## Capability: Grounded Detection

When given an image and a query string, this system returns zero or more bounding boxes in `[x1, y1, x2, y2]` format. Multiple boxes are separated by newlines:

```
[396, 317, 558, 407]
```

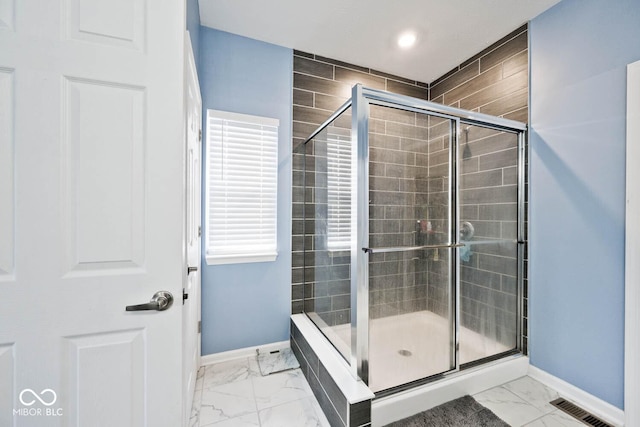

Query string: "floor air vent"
[550, 398, 614, 427]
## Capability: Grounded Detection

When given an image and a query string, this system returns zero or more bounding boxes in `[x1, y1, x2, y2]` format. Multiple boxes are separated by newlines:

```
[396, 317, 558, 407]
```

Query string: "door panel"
[0, 0, 185, 425]
[458, 124, 519, 365]
[366, 105, 455, 392]
[65, 0, 145, 49]
[0, 69, 13, 279]
[63, 78, 145, 273]
[63, 329, 145, 426]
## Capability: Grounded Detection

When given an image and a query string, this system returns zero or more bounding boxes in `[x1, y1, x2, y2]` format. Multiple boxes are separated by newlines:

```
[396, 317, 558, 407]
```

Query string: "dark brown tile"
[315, 55, 370, 74]
[294, 55, 334, 79]
[460, 185, 517, 204]
[503, 50, 528, 78]
[294, 72, 350, 98]
[466, 132, 518, 157]
[319, 363, 348, 423]
[478, 147, 518, 171]
[479, 203, 518, 221]
[369, 133, 401, 150]
[293, 88, 313, 107]
[480, 31, 528, 73]
[502, 166, 518, 185]
[314, 93, 349, 111]
[334, 66, 385, 90]
[294, 50, 314, 59]
[459, 70, 527, 111]
[479, 87, 528, 117]
[291, 284, 304, 300]
[292, 138, 306, 151]
[462, 205, 479, 220]
[293, 105, 334, 125]
[293, 121, 319, 139]
[386, 79, 429, 100]
[428, 119, 452, 140]
[307, 369, 346, 427]
[469, 221, 502, 239]
[370, 104, 416, 125]
[461, 169, 503, 189]
[370, 69, 415, 85]
[461, 24, 527, 69]
[431, 94, 444, 104]
[428, 149, 449, 167]
[385, 121, 429, 140]
[333, 113, 356, 130]
[291, 300, 303, 314]
[459, 155, 478, 173]
[292, 323, 319, 375]
[478, 253, 517, 276]
[401, 137, 429, 153]
[430, 60, 480, 100]
[503, 107, 528, 123]
[443, 66, 502, 105]
[430, 65, 460, 87]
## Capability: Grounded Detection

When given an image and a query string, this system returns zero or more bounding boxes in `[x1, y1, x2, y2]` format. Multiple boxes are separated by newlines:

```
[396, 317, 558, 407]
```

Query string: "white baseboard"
[201, 340, 290, 366]
[372, 356, 529, 427]
[528, 365, 624, 427]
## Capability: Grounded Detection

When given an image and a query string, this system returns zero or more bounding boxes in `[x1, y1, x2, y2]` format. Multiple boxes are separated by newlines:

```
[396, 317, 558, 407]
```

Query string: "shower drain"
[398, 349, 412, 357]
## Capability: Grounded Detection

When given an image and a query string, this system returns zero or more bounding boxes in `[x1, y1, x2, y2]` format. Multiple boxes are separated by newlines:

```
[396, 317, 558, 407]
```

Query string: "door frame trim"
[625, 59, 640, 427]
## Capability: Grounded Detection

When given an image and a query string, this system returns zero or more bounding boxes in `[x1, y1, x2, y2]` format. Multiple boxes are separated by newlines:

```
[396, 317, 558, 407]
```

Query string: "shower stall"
[297, 84, 526, 395]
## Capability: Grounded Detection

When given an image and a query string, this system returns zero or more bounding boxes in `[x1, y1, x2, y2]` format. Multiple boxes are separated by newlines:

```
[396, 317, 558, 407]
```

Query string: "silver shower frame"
[305, 84, 527, 386]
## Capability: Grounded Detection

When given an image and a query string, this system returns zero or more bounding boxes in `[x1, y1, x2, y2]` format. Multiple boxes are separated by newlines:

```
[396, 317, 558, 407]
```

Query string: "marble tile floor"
[189, 356, 330, 427]
[473, 376, 587, 427]
[190, 357, 586, 427]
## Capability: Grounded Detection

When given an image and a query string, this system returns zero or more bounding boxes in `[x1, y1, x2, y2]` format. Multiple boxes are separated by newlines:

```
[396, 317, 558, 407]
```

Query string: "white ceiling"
[199, 0, 560, 84]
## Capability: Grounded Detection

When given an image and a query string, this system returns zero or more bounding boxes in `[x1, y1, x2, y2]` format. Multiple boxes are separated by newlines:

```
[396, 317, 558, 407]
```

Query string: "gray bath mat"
[256, 347, 300, 375]
[384, 395, 509, 427]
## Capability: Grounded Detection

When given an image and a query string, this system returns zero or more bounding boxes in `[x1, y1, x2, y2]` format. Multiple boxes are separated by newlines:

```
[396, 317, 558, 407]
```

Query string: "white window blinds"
[326, 132, 352, 250]
[206, 110, 279, 265]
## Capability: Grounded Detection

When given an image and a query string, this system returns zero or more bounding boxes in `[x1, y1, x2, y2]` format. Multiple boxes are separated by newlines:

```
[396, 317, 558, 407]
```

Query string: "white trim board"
[528, 365, 624, 427]
[373, 356, 529, 427]
[200, 340, 290, 366]
[625, 59, 640, 427]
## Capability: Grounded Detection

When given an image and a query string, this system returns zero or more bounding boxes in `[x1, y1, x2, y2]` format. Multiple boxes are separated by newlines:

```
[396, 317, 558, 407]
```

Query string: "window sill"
[205, 252, 277, 266]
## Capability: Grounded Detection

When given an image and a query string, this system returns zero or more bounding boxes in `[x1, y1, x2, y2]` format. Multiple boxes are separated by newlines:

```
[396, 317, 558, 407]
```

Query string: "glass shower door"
[457, 124, 520, 365]
[366, 105, 456, 392]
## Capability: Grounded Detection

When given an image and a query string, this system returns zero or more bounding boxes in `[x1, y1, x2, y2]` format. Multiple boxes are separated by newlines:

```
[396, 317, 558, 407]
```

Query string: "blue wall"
[199, 27, 293, 355]
[530, 0, 640, 409]
[186, 0, 200, 73]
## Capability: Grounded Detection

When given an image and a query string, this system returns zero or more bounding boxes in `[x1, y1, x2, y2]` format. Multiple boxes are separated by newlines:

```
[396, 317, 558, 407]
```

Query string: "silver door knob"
[126, 291, 174, 312]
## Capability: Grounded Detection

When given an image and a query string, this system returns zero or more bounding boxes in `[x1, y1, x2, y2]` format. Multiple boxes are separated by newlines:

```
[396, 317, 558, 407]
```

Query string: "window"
[326, 131, 351, 250]
[205, 110, 278, 265]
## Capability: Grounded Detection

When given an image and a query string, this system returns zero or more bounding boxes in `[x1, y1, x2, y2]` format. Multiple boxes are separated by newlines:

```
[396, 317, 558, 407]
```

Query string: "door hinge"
[197, 321, 201, 333]
[198, 226, 201, 237]
[198, 129, 202, 142]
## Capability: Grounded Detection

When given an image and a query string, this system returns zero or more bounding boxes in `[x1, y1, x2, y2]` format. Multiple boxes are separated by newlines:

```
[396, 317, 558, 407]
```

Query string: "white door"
[0, 1, 186, 426]
[183, 31, 202, 427]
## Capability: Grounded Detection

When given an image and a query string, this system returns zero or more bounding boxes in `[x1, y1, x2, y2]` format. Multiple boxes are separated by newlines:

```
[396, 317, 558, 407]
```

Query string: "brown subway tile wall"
[291, 50, 429, 328]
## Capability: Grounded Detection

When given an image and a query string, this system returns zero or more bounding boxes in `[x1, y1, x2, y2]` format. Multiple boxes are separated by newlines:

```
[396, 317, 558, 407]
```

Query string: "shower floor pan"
[314, 310, 511, 392]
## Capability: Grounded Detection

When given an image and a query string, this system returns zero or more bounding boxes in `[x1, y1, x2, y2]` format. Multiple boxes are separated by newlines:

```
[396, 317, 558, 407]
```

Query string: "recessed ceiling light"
[397, 32, 417, 49]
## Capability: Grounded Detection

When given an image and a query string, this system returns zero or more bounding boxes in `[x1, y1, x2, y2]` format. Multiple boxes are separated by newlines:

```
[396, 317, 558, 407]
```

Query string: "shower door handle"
[363, 243, 465, 254]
